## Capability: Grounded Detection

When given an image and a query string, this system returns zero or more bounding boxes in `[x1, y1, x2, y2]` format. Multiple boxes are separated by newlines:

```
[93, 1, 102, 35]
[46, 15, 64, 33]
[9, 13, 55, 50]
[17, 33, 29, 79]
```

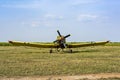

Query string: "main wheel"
[50, 49, 52, 53]
[70, 49, 72, 53]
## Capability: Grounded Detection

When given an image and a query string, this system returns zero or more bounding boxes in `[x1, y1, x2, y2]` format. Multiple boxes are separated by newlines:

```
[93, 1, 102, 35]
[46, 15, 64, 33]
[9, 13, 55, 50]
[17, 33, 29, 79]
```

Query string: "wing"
[8, 41, 58, 48]
[67, 41, 109, 48]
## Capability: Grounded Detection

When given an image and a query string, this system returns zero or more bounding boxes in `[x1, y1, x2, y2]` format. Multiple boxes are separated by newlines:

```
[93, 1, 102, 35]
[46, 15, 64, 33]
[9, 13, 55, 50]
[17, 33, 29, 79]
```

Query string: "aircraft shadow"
[62, 49, 100, 54]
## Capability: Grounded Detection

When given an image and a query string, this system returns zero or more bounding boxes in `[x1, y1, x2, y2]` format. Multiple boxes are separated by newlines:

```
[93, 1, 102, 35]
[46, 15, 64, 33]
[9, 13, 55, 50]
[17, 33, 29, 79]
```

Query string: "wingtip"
[8, 40, 13, 43]
[106, 40, 110, 43]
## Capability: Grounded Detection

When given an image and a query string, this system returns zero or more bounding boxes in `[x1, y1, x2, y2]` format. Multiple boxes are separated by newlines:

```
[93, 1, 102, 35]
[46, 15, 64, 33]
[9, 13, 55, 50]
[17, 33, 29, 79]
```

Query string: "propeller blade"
[57, 30, 62, 37]
[64, 34, 70, 38]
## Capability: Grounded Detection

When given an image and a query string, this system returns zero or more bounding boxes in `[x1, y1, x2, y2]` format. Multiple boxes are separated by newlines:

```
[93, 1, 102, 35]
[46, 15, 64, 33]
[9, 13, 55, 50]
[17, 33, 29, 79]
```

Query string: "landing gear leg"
[62, 49, 64, 52]
[57, 48, 60, 52]
[69, 48, 72, 53]
[50, 49, 53, 53]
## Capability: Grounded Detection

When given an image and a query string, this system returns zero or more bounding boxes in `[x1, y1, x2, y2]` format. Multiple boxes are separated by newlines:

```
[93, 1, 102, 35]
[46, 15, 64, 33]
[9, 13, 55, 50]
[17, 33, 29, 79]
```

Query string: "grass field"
[0, 42, 120, 78]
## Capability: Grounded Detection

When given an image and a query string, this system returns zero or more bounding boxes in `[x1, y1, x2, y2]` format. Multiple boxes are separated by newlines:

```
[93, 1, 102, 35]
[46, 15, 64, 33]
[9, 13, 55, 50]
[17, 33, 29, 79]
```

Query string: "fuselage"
[55, 36, 66, 49]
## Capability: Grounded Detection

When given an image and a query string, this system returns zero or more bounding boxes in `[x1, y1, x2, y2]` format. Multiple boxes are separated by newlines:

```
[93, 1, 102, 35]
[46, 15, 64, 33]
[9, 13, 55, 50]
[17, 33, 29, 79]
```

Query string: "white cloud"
[21, 21, 40, 27]
[1, 4, 39, 9]
[31, 22, 40, 27]
[77, 14, 98, 22]
[71, 0, 100, 5]
[0, 0, 42, 9]
[21, 20, 58, 28]
[44, 14, 64, 20]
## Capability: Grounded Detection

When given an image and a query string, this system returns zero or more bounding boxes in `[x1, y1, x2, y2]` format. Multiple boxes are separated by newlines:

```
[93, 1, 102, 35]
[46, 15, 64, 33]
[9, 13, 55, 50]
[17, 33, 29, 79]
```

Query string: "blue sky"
[0, 0, 120, 42]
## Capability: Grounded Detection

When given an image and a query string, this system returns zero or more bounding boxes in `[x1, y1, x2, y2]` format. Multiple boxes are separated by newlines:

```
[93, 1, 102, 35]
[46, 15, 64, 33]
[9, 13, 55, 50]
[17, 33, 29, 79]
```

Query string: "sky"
[0, 0, 120, 42]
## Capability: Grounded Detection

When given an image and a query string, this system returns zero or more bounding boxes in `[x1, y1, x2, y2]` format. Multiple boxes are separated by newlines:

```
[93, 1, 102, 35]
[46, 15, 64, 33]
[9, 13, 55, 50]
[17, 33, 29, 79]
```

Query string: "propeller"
[57, 30, 62, 37]
[53, 30, 70, 43]
[53, 30, 71, 49]
[64, 34, 70, 38]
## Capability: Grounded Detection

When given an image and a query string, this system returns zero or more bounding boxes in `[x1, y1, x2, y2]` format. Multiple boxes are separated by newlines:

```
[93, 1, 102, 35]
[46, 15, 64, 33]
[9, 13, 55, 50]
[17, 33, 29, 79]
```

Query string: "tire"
[50, 50, 52, 53]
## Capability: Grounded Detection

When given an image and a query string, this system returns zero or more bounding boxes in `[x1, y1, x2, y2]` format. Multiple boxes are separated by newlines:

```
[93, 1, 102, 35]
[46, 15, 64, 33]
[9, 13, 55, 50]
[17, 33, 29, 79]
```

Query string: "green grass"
[98, 78, 120, 80]
[0, 42, 120, 77]
[0, 42, 12, 46]
[80, 77, 120, 80]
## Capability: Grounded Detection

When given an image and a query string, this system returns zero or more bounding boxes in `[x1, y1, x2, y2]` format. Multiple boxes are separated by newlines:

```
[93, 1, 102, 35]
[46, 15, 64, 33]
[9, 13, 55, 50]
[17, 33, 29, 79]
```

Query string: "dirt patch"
[1, 73, 120, 80]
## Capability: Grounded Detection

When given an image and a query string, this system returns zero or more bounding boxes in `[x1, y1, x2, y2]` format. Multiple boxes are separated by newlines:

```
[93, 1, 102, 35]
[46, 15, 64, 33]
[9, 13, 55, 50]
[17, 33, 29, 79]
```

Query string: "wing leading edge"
[67, 41, 109, 48]
[8, 41, 58, 48]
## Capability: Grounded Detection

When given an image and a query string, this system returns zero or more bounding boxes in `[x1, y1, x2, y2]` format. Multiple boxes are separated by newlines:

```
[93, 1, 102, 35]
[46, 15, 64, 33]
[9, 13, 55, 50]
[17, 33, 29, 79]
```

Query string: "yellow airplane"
[8, 30, 109, 53]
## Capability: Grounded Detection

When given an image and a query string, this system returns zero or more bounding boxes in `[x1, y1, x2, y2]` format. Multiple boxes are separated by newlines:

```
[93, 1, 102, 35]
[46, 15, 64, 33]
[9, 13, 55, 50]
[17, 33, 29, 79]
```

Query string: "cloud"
[31, 22, 40, 27]
[1, 4, 37, 9]
[21, 21, 40, 27]
[71, 0, 100, 5]
[0, 0, 42, 9]
[22, 21, 53, 27]
[44, 14, 64, 20]
[77, 14, 98, 22]
[0, 0, 100, 9]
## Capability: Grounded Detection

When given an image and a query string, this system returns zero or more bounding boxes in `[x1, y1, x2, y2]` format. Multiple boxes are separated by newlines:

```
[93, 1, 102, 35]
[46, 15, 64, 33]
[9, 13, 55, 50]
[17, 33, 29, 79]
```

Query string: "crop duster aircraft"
[9, 30, 109, 53]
